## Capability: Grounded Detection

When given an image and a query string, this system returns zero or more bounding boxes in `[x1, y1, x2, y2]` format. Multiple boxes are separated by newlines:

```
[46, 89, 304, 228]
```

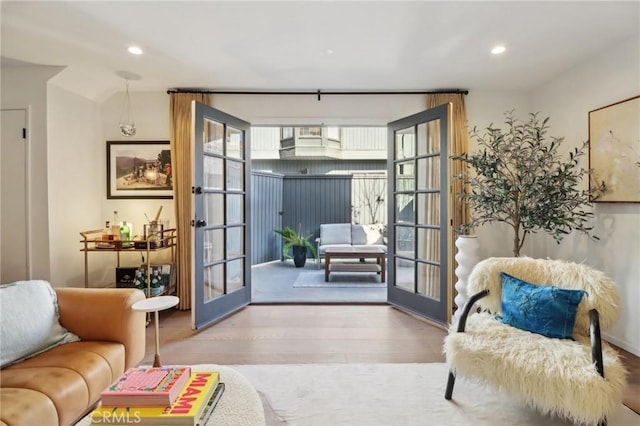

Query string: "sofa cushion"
[320, 223, 352, 245]
[0, 388, 59, 426]
[11, 341, 124, 404]
[353, 244, 387, 253]
[0, 366, 88, 426]
[0, 280, 80, 368]
[352, 224, 385, 245]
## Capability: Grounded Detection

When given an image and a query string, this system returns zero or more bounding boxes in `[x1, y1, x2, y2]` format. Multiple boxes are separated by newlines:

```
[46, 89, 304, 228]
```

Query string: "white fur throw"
[465, 257, 620, 336]
[444, 257, 626, 425]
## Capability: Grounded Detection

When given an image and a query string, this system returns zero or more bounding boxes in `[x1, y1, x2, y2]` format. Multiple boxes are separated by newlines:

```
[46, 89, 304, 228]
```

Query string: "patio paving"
[251, 260, 387, 303]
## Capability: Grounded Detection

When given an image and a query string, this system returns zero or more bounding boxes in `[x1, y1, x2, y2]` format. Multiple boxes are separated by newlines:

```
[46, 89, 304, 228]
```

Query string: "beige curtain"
[169, 92, 212, 310]
[426, 94, 469, 313]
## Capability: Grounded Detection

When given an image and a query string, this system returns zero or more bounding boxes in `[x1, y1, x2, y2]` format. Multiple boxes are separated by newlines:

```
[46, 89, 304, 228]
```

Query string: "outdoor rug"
[232, 363, 639, 426]
[292, 268, 385, 288]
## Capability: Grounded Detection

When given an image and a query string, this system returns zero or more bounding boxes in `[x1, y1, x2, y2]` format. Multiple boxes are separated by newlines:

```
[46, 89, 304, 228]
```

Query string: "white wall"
[458, 39, 640, 355]
[529, 37, 640, 355]
[6, 45, 638, 353]
[97, 91, 174, 278]
[213, 93, 426, 126]
[46, 87, 173, 287]
[47, 85, 104, 286]
[1, 65, 63, 281]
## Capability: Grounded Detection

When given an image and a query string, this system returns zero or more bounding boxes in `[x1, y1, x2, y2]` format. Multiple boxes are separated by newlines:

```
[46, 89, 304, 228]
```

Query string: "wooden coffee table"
[324, 247, 386, 282]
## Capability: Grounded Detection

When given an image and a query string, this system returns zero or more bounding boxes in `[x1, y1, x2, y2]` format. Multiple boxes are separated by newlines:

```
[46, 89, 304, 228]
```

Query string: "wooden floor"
[144, 304, 639, 415]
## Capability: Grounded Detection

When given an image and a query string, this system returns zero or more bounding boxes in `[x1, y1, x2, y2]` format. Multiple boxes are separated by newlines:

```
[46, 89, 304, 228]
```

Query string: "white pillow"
[320, 223, 352, 245]
[1, 280, 80, 368]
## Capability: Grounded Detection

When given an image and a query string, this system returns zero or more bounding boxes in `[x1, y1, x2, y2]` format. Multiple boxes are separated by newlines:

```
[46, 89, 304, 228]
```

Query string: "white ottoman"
[77, 364, 265, 426]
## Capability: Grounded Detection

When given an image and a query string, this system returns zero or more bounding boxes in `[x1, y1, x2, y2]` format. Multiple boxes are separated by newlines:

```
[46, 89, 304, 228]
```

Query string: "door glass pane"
[395, 161, 414, 192]
[395, 194, 414, 224]
[395, 225, 414, 257]
[203, 119, 224, 155]
[417, 228, 440, 263]
[226, 159, 244, 190]
[203, 264, 224, 300]
[417, 156, 440, 190]
[416, 193, 440, 226]
[204, 193, 224, 226]
[227, 259, 244, 291]
[204, 229, 224, 263]
[204, 156, 223, 189]
[226, 226, 244, 258]
[417, 262, 440, 300]
[417, 120, 441, 155]
[395, 127, 415, 159]
[395, 258, 414, 291]
[227, 195, 244, 225]
[227, 126, 244, 159]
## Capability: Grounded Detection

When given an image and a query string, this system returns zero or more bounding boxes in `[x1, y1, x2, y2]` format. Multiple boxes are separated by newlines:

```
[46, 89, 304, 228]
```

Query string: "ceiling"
[1, 1, 639, 102]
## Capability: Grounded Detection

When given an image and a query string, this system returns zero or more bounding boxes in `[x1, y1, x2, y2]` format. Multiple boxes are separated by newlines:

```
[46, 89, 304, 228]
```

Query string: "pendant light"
[119, 79, 136, 137]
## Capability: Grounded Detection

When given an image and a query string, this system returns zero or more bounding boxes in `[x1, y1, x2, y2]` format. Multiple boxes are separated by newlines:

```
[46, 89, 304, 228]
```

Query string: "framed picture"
[107, 141, 173, 199]
[588, 95, 640, 203]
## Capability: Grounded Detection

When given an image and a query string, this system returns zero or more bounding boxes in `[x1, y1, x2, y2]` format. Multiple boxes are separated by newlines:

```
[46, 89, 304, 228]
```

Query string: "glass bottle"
[120, 221, 131, 242]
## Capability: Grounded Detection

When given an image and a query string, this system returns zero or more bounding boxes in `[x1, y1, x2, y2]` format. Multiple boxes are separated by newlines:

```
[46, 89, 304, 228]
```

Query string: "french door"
[386, 103, 453, 326]
[192, 102, 251, 329]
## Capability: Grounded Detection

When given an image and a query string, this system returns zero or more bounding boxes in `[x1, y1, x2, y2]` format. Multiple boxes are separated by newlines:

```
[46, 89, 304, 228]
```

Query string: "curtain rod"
[166, 88, 468, 101]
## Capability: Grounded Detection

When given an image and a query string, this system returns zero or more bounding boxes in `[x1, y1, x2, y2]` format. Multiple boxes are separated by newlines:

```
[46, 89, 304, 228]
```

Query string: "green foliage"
[274, 225, 318, 260]
[451, 111, 606, 257]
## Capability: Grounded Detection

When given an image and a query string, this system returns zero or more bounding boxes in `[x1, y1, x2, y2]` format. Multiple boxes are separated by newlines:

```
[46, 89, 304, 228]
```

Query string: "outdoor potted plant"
[274, 225, 318, 267]
[451, 111, 606, 257]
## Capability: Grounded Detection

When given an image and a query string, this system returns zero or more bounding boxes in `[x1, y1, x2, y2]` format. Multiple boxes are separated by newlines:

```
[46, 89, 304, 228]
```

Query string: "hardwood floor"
[144, 304, 639, 415]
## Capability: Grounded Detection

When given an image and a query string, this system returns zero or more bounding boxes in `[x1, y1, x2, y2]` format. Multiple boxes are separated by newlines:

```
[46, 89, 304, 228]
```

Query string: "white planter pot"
[452, 235, 480, 325]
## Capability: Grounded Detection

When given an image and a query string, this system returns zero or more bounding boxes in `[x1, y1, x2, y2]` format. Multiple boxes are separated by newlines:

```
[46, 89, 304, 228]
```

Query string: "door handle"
[195, 219, 207, 228]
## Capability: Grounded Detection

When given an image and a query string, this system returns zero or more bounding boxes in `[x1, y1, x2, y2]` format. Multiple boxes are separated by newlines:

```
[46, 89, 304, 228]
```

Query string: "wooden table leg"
[325, 254, 330, 281]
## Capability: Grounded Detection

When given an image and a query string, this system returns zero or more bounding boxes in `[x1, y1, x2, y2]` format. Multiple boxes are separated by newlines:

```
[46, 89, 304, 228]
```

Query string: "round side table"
[131, 295, 179, 367]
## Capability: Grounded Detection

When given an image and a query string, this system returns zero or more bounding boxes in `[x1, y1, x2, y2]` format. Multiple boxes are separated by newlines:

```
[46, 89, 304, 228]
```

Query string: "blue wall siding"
[250, 171, 283, 265]
[251, 173, 355, 263]
[282, 175, 352, 256]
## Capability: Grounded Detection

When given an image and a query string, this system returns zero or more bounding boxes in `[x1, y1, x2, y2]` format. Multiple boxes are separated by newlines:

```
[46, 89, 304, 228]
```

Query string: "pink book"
[100, 366, 191, 407]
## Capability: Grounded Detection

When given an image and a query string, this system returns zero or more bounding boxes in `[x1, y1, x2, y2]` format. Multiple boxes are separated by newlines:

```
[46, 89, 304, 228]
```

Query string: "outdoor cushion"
[319, 224, 352, 245]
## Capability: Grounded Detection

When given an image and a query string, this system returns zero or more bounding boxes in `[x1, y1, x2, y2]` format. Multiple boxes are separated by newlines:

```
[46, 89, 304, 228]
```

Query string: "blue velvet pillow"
[499, 272, 586, 339]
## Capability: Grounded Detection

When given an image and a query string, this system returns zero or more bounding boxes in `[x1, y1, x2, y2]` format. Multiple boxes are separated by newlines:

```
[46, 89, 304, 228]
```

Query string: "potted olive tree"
[274, 225, 318, 267]
[452, 111, 606, 257]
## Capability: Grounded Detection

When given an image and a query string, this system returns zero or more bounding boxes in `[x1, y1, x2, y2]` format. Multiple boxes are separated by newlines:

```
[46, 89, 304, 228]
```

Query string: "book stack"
[90, 366, 225, 425]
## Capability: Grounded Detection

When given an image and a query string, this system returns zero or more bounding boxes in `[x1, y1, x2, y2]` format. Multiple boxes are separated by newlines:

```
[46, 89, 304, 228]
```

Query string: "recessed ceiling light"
[325, 49, 334, 55]
[491, 45, 506, 55]
[127, 46, 143, 55]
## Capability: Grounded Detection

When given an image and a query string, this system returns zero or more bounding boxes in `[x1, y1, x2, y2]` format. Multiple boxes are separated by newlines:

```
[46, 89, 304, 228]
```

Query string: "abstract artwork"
[588, 96, 640, 203]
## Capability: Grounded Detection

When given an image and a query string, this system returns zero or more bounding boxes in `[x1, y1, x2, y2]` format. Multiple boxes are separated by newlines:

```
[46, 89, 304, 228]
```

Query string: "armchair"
[444, 257, 626, 426]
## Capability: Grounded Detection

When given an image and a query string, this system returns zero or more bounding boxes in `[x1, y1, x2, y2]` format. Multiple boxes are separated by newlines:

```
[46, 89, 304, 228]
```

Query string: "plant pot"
[292, 245, 307, 268]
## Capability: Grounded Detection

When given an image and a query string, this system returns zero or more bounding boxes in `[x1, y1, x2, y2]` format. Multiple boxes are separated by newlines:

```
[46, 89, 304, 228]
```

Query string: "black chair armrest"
[455, 289, 490, 332]
[590, 309, 605, 378]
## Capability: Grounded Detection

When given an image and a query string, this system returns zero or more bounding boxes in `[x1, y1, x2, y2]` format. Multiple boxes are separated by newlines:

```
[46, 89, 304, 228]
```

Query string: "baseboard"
[604, 332, 640, 357]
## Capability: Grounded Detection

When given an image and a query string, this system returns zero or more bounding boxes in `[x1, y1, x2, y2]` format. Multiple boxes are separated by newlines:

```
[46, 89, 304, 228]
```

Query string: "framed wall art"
[107, 141, 173, 199]
[588, 95, 640, 203]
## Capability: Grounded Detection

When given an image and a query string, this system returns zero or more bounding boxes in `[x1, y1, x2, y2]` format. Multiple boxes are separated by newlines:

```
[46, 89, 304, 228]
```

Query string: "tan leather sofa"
[0, 287, 146, 426]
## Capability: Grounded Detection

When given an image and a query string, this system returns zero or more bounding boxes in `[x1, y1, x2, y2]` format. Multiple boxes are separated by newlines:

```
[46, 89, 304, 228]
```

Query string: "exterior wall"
[282, 175, 352, 248]
[251, 172, 283, 264]
[251, 126, 386, 160]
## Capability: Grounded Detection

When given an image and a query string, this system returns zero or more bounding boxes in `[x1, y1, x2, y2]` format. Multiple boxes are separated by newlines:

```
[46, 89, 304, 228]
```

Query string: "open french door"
[387, 103, 453, 326]
[192, 102, 251, 329]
